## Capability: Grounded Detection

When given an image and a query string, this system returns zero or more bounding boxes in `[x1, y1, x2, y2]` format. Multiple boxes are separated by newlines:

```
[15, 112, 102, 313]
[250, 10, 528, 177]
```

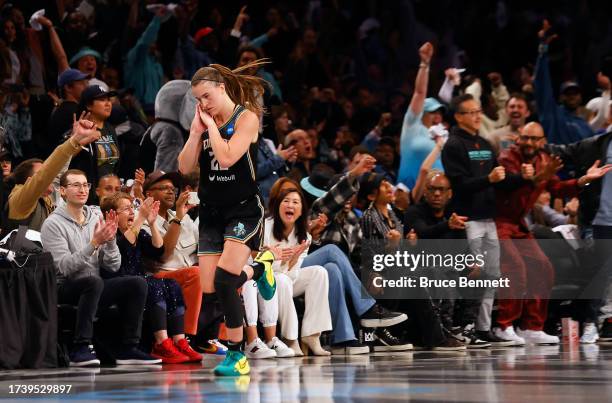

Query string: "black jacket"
[546, 131, 612, 226]
[441, 127, 525, 220]
[404, 202, 466, 240]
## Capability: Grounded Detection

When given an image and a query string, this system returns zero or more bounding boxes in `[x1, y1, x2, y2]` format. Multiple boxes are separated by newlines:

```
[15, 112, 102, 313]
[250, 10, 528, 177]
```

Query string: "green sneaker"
[213, 350, 250, 376]
[253, 250, 276, 300]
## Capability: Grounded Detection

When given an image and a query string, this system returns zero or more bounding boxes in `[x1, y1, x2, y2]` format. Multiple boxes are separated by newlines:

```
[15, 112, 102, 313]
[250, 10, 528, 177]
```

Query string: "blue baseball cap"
[57, 68, 89, 87]
[69, 47, 102, 66]
[423, 97, 446, 113]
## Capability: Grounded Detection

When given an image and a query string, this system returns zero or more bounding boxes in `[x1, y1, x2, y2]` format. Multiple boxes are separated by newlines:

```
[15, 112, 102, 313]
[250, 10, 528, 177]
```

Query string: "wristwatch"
[169, 218, 182, 226]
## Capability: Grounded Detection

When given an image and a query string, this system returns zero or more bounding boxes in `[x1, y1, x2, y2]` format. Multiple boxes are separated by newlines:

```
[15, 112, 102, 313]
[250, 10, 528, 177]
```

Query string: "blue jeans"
[303, 244, 376, 343]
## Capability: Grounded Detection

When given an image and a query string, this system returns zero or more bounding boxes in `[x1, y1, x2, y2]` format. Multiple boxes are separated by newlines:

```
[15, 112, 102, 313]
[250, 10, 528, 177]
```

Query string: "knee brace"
[214, 267, 244, 329]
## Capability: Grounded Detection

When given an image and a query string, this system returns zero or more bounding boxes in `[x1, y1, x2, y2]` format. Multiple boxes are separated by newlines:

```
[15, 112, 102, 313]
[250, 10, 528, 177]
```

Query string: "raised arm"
[37, 16, 69, 73]
[408, 42, 433, 116]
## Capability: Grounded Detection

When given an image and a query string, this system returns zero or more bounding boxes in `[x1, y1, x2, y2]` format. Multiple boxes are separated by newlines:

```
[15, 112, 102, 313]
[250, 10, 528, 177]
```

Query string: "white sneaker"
[493, 326, 525, 346]
[245, 338, 277, 359]
[580, 323, 599, 344]
[267, 337, 295, 358]
[516, 328, 559, 345]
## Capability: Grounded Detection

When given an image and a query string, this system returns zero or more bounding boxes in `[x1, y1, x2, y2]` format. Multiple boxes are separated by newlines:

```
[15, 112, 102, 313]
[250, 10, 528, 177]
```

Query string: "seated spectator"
[95, 174, 122, 203]
[303, 159, 409, 354]
[373, 137, 398, 184]
[402, 171, 471, 350]
[243, 267, 297, 358]
[4, 114, 99, 232]
[1, 150, 12, 178]
[360, 173, 404, 241]
[264, 187, 332, 355]
[286, 129, 316, 183]
[142, 171, 204, 350]
[101, 193, 202, 364]
[257, 134, 297, 206]
[70, 85, 121, 203]
[41, 169, 160, 366]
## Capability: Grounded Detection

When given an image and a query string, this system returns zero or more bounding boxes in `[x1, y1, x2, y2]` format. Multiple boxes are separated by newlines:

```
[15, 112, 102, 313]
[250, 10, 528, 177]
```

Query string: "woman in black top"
[178, 60, 279, 376]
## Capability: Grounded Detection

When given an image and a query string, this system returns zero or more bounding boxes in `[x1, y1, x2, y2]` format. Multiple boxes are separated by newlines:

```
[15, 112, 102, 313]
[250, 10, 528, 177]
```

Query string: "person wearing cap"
[398, 42, 445, 189]
[0, 149, 12, 177]
[48, 68, 90, 150]
[534, 20, 595, 144]
[140, 170, 203, 348]
[69, 46, 108, 91]
[69, 85, 121, 203]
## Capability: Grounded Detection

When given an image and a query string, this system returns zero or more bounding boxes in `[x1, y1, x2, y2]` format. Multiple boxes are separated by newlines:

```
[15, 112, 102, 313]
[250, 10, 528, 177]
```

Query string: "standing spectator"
[69, 47, 108, 91]
[398, 42, 444, 189]
[534, 20, 594, 144]
[41, 169, 161, 366]
[493, 122, 609, 345]
[484, 93, 531, 155]
[124, 11, 166, 109]
[70, 85, 121, 203]
[48, 69, 89, 150]
[441, 94, 530, 344]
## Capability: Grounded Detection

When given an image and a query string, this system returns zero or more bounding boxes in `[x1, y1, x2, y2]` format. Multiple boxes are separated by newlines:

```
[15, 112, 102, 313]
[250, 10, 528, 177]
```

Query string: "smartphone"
[188, 192, 200, 205]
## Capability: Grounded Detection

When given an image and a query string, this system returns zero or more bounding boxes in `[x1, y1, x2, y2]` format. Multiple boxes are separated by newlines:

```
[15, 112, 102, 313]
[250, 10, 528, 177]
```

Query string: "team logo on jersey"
[233, 222, 246, 237]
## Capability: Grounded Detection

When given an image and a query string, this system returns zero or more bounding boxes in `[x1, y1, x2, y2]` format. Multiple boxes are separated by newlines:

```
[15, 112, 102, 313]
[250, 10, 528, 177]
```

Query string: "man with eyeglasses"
[442, 94, 534, 347]
[142, 171, 207, 352]
[41, 169, 162, 366]
[493, 122, 611, 345]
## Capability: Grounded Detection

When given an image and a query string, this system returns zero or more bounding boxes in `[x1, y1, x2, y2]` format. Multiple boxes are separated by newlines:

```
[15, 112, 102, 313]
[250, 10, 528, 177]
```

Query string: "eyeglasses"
[65, 182, 92, 190]
[116, 206, 133, 214]
[426, 185, 450, 193]
[457, 109, 482, 116]
[149, 185, 177, 193]
[519, 135, 545, 142]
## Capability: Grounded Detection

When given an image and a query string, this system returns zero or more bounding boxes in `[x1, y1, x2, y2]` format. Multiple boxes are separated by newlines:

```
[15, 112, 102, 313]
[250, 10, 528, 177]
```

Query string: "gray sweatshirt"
[41, 204, 121, 284]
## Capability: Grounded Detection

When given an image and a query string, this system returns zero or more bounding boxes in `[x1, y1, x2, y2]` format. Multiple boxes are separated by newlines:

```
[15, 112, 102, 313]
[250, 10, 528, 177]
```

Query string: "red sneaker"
[175, 338, 203, 362]
[151, 338, 190, 364]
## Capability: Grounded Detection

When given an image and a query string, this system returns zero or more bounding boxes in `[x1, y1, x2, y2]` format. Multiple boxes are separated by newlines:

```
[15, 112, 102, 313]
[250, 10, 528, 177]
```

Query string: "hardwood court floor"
[1, 345, 611, 402]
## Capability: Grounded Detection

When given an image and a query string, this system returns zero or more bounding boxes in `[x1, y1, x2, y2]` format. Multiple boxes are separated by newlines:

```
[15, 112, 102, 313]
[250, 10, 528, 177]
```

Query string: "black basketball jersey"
[198, 105, 259, 205]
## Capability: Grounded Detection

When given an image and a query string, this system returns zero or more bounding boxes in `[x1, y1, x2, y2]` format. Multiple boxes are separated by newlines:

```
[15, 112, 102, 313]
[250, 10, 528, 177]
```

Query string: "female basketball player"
[178, 60, 278, 376]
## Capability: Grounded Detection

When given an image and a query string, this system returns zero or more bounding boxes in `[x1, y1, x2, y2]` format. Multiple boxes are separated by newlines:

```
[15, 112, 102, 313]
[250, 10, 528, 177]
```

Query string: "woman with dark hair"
[268, 178, 409, 355]
[70, 85, 121, 203]
[265, 188, 332, 355]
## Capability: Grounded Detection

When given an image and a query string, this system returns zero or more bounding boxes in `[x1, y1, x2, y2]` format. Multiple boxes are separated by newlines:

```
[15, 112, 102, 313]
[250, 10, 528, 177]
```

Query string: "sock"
[227, 340, 242, 352]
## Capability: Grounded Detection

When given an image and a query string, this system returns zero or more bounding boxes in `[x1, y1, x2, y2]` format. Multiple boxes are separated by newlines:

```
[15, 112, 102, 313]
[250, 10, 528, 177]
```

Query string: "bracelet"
[169, 218, 182, 226]
[419, 62, 430, 68]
